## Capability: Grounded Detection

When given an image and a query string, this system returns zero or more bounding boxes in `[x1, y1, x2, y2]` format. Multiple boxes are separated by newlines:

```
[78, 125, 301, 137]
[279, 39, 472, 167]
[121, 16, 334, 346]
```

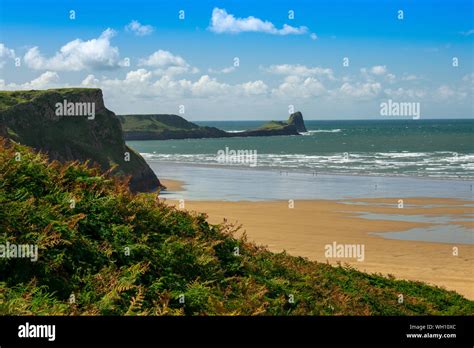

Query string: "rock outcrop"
[0, 88, 161, 192]
[287, 112, 307, 132]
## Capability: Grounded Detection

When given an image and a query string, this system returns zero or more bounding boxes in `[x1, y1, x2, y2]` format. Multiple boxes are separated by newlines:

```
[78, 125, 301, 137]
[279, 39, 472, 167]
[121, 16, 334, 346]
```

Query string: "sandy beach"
[161, 178, 185, 192]
[160, 181, 473, 299]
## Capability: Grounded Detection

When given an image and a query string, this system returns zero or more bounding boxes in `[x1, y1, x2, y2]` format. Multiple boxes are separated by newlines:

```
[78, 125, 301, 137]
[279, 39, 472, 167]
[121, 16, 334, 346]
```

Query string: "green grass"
[257, 121, 288, 130]
[0, 88, 160, 192]
[0, 89, 100, 111]
[118, 114, 200, 132]
[0, 139, 473, 316]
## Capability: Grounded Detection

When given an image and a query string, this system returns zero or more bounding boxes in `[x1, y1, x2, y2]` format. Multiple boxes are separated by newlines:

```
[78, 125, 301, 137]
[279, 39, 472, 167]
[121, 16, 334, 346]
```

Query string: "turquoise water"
[150, 162, 473, 244]
[371, 225, 474, 245]
[129, 119, 474, 179]
[128, 119, 474, 245]
[150, 162, 473, 201]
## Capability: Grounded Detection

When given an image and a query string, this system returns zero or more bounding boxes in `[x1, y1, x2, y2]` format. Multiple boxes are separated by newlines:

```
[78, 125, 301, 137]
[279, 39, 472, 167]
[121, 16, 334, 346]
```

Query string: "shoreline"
[160, 178, 185, 192]
[142, 159, 474, 182]
[161, 196, 474, 299]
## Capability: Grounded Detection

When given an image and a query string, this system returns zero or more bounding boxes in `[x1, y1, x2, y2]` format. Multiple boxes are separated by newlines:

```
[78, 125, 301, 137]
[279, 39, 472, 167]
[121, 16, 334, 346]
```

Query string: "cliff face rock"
[287, 112, 307, 132]
[0, 88, 161, 192]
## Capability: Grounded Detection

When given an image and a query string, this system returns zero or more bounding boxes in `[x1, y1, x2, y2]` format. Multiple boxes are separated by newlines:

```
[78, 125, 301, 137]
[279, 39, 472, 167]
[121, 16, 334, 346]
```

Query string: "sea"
[127, 119, 474, 244]
[130, 119, 474, 180]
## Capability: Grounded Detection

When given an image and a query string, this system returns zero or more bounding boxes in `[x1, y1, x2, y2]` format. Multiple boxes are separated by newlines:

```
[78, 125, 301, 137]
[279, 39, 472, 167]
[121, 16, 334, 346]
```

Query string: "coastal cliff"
[288, 112, 307, 132]
[0, 88, 161, 192]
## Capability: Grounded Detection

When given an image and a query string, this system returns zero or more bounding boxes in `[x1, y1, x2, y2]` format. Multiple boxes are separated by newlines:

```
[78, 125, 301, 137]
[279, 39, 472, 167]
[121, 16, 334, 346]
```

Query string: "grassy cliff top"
[256, 112, 306, 132]
[257, 121, 289, 130]
[0, 139, 472, 316]
[0, 89, 101, 111]
[0, 88, 160, 192]
[118, 114, 200, 132]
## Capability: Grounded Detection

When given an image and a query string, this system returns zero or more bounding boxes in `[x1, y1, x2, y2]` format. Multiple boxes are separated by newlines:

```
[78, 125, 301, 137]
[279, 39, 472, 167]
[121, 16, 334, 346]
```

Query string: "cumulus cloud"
[238, 80, 268, 95]
[338, 82, 382, 99]
[272, 76, 326, 98]
[359, 65, 396, 83]
[125, 20, 154, 36]
[370, 65, 387, 75]
[24, 29, 125, 71]
[436, 85, 467, 100]
[401, 74, 420, 81]
[0, 71, 60, 90]
[80, 69, 268, 100]
[384, 87, 426, 99]
[0, 43, 16, 68]
[209, 8, 308, 35]
[208, 66, 236, 74]
[386, 73, 396, 84]
[265, 64, 334, 80]
[81, 74, 100, 87]
[138, 50, 198, 75]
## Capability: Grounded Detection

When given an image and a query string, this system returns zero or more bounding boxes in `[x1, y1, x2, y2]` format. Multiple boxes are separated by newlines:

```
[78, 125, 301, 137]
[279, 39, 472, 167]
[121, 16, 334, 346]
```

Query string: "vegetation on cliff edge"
[0, 139, 472, 316]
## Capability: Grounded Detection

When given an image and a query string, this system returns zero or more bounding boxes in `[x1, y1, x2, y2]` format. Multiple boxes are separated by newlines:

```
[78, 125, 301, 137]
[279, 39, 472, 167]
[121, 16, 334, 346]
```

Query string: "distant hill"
[118, 112, 307, 140]
[0, 88, 161, 192]
[118, 114, 228, 140]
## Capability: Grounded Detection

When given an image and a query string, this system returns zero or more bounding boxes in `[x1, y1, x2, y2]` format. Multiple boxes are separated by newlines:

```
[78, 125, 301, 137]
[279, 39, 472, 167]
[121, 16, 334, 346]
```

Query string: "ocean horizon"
[129, 118, 474, 181]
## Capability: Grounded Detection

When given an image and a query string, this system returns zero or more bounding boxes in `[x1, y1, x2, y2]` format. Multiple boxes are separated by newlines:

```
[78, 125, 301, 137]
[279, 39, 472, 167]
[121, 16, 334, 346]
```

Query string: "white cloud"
[24, 29, 124, 71]
[265, 64, 334, 80]
[209, 8, 308, 35]
[401, 74, 419, 81]
[272, 76, 326, 98]
[384, 87, 426, 99]
[80, 69, 267, 100]
[360, 65, 396, 84]
[208, 66, 236, 74]
[460, 29, 474, 36]
[0, 71, 60, 90]
[310, 33, 318, 40]
[436, 85, 467, 100]
[238, 80, 268, 95]
[436, 85, 456, 99]
[386, 73, 396, 84]
[125, 20, 154, 36]
[0, 43, 16, 68]
[27, 71, 60, 88]
[81, 74, 99, 87]
[124, 68, 153, 83]
[339, 82, 382, 99]
[138, 50, 198, 75]
[462, 73, 474, 84]
[190, 75, 231, 97]
[370, 65, 387, 75]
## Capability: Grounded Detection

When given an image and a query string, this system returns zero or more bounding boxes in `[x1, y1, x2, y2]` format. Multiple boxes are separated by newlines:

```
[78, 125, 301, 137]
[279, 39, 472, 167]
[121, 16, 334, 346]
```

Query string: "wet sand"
[160, 178, 185, 192]
[163, 197, 473, 299]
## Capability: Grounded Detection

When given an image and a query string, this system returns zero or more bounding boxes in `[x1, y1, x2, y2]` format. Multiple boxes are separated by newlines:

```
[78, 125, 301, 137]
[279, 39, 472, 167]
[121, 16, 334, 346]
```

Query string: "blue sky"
[0, 0, 473, 119]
